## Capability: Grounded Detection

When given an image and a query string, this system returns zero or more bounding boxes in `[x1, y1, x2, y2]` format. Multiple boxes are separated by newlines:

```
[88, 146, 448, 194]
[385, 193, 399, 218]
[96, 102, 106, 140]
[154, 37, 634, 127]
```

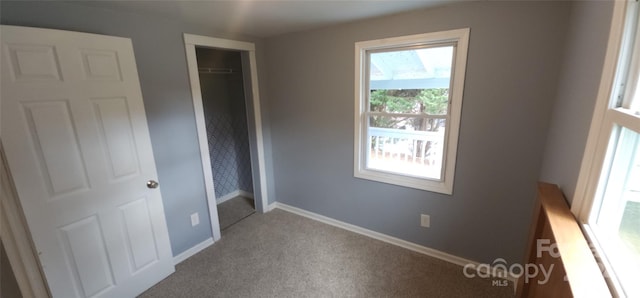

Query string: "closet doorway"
[196, 47, 255, 231]
[184, 34, 269, 242]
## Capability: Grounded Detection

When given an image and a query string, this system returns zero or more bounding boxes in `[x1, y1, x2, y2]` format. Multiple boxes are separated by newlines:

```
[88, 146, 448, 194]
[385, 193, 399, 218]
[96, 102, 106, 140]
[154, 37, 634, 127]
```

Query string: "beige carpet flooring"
[217, 196, 255, 231]
[140, 209, 514, 298]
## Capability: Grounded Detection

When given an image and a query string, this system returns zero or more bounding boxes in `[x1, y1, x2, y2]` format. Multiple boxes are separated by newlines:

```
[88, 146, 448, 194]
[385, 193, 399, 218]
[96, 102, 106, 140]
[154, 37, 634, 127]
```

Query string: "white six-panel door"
[0, 25, 174, 297]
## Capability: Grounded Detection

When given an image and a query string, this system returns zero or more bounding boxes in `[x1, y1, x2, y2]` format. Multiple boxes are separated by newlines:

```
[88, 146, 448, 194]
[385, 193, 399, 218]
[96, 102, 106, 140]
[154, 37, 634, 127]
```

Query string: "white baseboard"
[272, 202, 517, 283]
[216, 190, 254, 204]
[173, 237, 214, 265]
[265, 201, 278, 212]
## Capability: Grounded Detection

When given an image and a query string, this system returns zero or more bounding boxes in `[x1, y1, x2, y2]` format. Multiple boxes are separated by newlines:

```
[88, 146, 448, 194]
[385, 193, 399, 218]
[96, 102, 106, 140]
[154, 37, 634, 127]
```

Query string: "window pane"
[369, 46, 453, 90]
[368, 46, 454, 115]
[593, 127, 640, 297]
[367, 115, 446, 180]
[369, 88, 449, 115]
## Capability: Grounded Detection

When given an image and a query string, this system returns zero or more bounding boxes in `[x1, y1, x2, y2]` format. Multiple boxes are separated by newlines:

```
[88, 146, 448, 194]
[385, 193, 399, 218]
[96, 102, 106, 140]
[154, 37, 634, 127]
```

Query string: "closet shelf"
[198, 67, 237, 74]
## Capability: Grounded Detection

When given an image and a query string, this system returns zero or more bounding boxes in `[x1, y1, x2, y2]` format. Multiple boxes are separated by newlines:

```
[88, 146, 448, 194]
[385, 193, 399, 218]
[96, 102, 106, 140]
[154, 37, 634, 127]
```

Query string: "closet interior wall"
[195, 48, 254, 202]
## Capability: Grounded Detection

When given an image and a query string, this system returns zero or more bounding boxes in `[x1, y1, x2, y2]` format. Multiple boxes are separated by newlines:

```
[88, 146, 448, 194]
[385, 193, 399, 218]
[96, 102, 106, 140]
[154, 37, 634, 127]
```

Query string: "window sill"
[354, 168, 452, 195]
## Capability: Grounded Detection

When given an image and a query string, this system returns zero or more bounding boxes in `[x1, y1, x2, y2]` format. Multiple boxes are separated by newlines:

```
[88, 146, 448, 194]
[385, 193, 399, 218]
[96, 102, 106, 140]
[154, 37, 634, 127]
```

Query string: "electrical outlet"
[420, 214, 430, 228]
[191, 212, 200, 227]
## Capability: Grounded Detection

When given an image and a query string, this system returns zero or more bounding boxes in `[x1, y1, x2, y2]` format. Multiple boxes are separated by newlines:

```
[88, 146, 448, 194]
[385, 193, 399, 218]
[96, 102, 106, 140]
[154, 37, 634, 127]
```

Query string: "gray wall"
[540, 2, 614, 204]
[264, 1, 571, 264]
[0, 1, 271, 256]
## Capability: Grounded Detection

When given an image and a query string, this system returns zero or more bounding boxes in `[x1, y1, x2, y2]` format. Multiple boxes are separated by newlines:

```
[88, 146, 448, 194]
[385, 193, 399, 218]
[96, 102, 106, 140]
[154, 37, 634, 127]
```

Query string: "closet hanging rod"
[198, 67, 237, 74]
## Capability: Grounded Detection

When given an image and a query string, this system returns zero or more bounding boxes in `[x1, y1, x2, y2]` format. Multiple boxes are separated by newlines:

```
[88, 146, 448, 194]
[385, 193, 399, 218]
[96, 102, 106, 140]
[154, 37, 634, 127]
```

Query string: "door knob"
[147, 180, 159, 189]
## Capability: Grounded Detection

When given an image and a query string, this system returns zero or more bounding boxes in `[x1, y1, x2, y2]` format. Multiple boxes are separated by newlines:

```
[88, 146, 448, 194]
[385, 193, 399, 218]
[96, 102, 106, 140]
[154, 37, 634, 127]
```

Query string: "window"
[574, 2, 640, 297]
[354, 29, 469, 194]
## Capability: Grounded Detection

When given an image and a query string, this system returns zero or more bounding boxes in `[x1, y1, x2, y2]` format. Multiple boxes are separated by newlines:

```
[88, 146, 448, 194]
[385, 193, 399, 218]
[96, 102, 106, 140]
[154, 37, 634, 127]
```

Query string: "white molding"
[353, 28, 470, 195]
[183, 33, 269, 246]
[272, 202, 517, 283]
[216, 190, 254, 204]
[571, 1, 628, 220]
[184, 39, 222, 242]
[355, 29, 471, 50]
[0, 141, 50, 297]
[247, 50, 270, 215]
[265, 202, 278, 212]
[184, 34, 254, 51]
[173, 237, 214, 265]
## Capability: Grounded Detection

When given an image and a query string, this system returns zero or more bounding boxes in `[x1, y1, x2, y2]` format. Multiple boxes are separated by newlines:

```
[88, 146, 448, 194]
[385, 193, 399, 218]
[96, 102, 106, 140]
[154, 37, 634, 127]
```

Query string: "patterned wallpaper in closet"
[198, 49, 253, 198]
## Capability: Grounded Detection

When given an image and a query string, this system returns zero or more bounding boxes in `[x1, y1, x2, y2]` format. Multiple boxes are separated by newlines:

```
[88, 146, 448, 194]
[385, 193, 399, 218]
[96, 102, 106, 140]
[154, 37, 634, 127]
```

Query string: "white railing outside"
[368, 127, 445, 179]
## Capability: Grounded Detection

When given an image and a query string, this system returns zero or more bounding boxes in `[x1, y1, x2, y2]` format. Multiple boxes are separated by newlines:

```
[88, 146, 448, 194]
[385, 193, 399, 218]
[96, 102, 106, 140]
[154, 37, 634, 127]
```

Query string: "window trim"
[572, 1, 640, 296]
[353, 28, 470, 194]
[573, 1, 633, 220]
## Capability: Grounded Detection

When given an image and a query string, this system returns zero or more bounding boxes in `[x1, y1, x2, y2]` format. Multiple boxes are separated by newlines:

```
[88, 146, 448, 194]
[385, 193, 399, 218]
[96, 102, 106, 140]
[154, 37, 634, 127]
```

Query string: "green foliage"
[418, 89, 448, 115]
[369, 88, 448, 130]
[370, 89, 418, 113]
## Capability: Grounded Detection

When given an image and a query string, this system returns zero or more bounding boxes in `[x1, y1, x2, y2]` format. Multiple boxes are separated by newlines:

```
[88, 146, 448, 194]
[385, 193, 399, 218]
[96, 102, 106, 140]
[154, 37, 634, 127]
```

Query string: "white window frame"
[572, 1, 640, 296]
[353, 28, 470, 194]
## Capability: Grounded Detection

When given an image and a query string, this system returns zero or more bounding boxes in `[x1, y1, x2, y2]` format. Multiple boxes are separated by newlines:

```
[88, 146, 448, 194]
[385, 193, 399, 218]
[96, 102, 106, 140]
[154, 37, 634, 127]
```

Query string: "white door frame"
[183, 34, 269, 242]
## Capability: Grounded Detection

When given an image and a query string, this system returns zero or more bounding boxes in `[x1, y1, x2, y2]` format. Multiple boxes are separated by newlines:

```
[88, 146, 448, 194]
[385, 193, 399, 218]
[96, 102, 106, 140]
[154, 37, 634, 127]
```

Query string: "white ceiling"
[77, 0, 457, 38]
